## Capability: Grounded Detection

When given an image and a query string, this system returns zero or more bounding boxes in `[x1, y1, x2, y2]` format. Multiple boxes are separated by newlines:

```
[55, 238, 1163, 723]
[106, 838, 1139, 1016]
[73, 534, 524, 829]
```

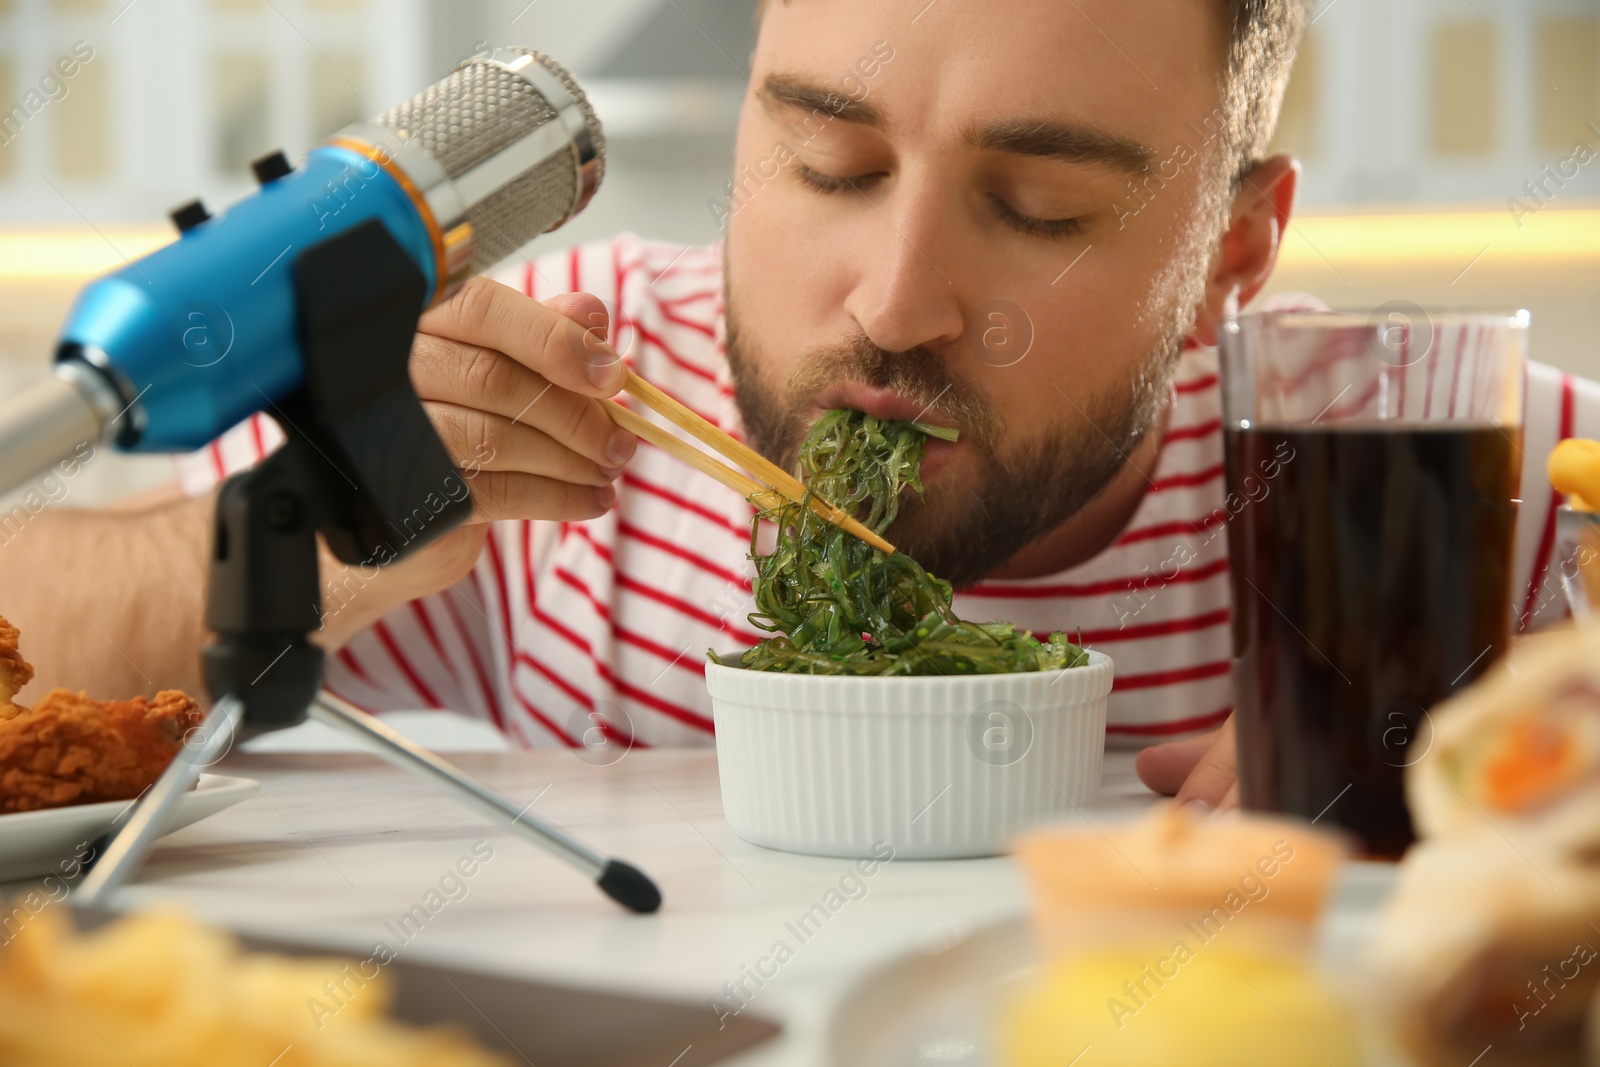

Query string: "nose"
[842, 173, 966, 355]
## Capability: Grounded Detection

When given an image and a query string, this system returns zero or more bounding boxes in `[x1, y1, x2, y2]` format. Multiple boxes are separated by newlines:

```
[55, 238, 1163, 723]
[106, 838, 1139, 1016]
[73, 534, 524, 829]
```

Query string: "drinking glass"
[1219, 307, 1527, 857]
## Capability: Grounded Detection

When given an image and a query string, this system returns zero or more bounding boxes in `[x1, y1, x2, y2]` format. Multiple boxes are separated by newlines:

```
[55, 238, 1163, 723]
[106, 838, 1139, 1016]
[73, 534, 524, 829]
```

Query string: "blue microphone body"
[0, 47, 604, 494]
[58, 146, 436, 452]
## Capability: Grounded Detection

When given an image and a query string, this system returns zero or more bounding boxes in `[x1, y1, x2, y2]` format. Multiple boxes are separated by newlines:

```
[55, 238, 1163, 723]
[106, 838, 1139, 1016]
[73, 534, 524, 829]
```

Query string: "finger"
[419, 277, 626, 396]
[467, 471, 616, 525]
[1171, 714, 1238, 813]
[410, 335, 636, 469]
[543, 292, 610, 344]
[424, 402, 619, 486]
[1134, 731, 1219, 796]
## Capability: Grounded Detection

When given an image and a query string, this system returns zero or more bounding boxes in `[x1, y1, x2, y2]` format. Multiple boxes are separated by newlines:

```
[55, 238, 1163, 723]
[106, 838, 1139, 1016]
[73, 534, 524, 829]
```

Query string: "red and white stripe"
[175, 234, 1600, 748]
[956, 347, 1237, 740]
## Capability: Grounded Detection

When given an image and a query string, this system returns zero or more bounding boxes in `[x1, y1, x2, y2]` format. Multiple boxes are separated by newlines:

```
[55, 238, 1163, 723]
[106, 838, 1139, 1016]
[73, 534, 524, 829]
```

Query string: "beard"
[723, 293, 1190, 589]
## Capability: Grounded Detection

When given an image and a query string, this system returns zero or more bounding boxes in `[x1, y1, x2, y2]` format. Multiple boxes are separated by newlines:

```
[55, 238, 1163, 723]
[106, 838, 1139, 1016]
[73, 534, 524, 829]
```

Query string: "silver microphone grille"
[372, 48, 606, 271]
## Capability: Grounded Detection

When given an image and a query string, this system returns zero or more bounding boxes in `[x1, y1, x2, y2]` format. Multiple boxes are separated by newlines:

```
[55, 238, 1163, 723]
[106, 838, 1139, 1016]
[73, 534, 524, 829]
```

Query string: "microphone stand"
[76, 220, 660, 914]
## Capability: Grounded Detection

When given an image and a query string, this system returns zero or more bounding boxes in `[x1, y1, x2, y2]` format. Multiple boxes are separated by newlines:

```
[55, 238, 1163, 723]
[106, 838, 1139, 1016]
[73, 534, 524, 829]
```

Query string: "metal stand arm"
[310, 692, 659, 912]
[76, 698, 245, 904]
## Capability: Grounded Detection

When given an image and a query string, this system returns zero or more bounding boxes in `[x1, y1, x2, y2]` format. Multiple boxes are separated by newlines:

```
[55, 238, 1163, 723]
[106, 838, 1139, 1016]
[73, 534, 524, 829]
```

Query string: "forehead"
[752, 0, 1226, 151]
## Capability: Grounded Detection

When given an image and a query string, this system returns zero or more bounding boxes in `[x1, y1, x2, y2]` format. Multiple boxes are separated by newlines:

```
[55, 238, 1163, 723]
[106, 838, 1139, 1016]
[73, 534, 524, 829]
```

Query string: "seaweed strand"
[710, 409, 1088, 676]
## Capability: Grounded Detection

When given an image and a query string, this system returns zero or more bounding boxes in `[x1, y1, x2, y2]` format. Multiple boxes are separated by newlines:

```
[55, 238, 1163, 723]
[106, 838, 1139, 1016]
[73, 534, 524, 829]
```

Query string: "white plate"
[0, 774, 257, 883]
[831, 918, 1035, 1067]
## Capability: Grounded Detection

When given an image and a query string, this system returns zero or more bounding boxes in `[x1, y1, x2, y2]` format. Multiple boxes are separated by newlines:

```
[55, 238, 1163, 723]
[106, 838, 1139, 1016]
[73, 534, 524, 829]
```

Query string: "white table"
[97, 746, 1393, 1065]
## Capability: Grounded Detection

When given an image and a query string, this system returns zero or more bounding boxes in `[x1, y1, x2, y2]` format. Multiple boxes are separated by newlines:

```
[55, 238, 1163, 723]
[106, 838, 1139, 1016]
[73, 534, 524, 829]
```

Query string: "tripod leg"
[308, 692, 661, 914]
[76, 696, 246, 906]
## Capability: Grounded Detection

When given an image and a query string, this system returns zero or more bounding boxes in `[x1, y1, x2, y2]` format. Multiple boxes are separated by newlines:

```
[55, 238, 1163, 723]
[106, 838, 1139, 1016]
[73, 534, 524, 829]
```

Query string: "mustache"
[780, 335, 1001, 449]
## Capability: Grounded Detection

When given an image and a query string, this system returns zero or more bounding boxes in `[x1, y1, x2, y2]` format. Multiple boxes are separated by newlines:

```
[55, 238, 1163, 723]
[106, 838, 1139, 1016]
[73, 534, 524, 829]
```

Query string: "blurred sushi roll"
[1408, 629, 1600, 858]
[1368, 627, 1600, 1067]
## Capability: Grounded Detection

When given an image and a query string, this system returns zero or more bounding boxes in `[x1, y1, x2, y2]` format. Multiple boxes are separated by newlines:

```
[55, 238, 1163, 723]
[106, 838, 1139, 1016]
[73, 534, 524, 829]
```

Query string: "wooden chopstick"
[625, 371, 811, 502]
[608, 374, 897, 555]
[619, 371, 895, 553]
[604, 401, 784, 512]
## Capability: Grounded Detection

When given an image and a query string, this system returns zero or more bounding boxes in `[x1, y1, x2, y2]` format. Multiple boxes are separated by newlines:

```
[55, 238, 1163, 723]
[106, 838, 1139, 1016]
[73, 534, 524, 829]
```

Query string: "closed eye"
[988, 194, 1083, 240]
[794, 162, 1083, 241]
[793, 162, 882, 195]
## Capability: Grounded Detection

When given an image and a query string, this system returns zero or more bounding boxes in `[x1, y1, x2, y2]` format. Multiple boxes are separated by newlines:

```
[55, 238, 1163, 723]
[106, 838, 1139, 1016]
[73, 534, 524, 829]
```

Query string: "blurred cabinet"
[0, 0, 429, 222]
[1272, 0, 1600, 207]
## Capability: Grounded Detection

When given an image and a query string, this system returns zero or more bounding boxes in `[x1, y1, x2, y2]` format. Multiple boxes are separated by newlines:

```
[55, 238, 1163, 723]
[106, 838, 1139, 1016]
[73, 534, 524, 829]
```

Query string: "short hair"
[1218, 0, 1308, 184]
[754, 0, 1308, 186]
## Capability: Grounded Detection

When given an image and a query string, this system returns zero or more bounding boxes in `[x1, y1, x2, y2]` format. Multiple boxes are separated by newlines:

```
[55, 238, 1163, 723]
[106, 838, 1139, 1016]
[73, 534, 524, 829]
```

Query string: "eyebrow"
[969, 119, 1156, 174]
[758, 73, 1156, 176]
[760, 73, 885, 128]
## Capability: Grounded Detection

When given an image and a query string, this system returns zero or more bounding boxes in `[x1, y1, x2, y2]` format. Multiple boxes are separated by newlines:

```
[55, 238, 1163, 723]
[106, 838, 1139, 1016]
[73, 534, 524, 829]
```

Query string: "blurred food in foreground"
[1409, 630, 1600, 855]
[1002, 807, 1356, 1066]
[1369, 628, 1600, 1067]
[0, 909, 509, 1067]
[1550, 438, 1600, 513]
[1013, 806, 1348, 956]
[0, 614, 204, 813]
[1369, 844, 1600, 1067]
[1003, 943, 1359, 1067]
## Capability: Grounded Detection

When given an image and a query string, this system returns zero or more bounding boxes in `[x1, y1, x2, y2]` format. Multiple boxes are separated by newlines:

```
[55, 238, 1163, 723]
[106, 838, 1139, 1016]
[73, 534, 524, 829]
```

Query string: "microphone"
[0, 47, 604, 496]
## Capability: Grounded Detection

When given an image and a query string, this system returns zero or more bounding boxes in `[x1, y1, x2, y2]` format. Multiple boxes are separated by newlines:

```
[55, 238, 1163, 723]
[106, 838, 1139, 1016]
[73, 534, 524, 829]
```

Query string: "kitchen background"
[0, 0, 1596, 506]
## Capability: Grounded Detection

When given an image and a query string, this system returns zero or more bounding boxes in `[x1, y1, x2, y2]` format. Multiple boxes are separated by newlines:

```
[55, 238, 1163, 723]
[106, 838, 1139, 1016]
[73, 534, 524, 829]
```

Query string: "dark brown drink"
[1224, 424, 1522, 856]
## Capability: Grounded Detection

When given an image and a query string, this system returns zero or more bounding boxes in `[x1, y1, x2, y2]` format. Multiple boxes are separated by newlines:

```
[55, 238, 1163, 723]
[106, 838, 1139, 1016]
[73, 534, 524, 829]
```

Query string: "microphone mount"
[74, 217, 661, 915]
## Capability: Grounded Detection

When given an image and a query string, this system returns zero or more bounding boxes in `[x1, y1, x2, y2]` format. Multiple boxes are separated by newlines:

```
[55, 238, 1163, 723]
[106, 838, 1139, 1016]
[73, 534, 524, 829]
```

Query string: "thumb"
[543, 292, 610, 340]
[1171, 712, 1238, 813]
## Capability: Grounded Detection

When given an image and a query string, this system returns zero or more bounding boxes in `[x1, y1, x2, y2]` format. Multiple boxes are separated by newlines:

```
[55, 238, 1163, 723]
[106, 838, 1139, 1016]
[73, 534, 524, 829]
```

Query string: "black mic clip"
[202, 218, 471, 736]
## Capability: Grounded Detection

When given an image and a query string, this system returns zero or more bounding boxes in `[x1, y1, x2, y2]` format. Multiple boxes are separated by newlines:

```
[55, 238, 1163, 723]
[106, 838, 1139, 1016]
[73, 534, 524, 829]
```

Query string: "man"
[1, 0, 1590, 809]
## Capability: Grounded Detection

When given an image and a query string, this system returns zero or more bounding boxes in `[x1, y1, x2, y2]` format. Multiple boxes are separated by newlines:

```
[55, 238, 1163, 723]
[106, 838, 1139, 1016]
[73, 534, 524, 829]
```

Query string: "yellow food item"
[1549, 438, 1600, 512]
[0, 909, 510, 1067]
[1002, 944, 1359, 1067]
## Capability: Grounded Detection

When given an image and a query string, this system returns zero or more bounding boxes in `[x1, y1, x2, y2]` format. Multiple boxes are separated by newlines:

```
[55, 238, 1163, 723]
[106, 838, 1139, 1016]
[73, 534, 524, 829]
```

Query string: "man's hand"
[0, 278, 635, 698]
[317, 278, 637, 648]
[1133, 713, 1239, 812]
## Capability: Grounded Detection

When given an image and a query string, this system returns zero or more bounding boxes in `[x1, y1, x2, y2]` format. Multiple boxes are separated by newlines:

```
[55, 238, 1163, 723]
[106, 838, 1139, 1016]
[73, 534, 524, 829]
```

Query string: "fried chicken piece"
[0, 690, 207, 814]
[0, 616, 33, 718]
[0, 614, 206, 814]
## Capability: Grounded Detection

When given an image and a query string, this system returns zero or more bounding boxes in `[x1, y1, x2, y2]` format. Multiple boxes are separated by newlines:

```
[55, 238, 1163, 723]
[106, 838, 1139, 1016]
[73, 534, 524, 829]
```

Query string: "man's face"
[724, 0, 1235, 585]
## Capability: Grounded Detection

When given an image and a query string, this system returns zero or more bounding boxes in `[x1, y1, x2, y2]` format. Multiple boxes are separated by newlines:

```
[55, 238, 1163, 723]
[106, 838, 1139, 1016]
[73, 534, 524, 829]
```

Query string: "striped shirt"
[179, 233, 1600, 749]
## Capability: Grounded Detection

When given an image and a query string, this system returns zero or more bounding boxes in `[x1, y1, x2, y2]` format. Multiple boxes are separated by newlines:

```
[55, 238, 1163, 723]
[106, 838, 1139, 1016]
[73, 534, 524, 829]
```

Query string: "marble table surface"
[45, 740, 1395, 1065]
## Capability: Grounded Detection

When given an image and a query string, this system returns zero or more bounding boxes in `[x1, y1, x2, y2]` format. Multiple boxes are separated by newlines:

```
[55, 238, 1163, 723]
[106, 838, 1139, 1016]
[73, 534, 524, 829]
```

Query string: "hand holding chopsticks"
[605, 370, 896, 555]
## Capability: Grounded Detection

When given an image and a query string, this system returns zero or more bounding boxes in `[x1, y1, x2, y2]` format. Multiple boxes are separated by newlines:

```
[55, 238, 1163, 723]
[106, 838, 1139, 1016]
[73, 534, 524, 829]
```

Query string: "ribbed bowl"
[706, 652, 1113, 859]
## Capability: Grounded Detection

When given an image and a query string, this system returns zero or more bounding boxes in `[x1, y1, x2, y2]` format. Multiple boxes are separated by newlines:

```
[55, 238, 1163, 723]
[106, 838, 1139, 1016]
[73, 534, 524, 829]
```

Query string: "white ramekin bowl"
[706, 651, 1113, 859]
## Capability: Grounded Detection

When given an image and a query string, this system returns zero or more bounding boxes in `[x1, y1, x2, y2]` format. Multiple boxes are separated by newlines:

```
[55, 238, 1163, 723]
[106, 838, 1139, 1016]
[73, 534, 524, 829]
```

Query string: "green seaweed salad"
[709, 409, 1090, 676]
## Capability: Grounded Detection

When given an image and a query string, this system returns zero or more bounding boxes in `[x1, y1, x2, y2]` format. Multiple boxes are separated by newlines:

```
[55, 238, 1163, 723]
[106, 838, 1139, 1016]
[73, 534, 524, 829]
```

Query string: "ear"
[1190, 154, 1300, 348]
